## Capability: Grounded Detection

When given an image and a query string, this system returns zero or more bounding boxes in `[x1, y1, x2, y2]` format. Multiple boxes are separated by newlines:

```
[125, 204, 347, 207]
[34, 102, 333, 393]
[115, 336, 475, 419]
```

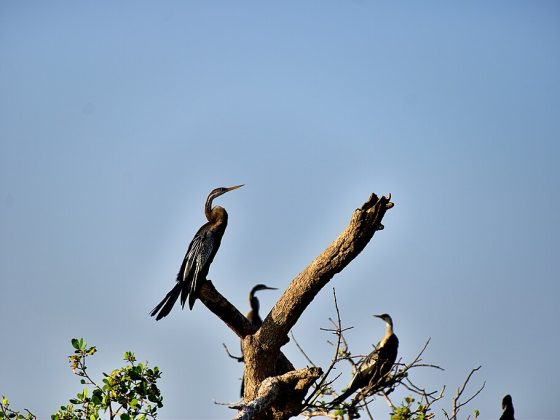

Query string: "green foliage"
[1, 338, 163, 420]
[51, 338, 163, 420]
[391, 396, 433, 420]
[0, 396, 36, 420]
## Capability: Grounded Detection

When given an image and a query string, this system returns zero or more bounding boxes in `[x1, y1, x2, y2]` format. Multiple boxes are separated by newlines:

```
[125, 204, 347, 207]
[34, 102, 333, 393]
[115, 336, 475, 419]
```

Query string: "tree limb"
[199, 280, 255, 338]
[257, 193, 393, 351]
[233, 367, 322, 420]
[444, 366, 485, 420]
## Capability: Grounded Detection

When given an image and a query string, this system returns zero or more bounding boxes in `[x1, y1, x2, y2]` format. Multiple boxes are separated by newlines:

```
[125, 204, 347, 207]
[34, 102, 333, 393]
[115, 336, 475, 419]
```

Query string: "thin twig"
[290, 331, 317, 367]
[454, 366, 484, 411]
[303, 288, 345, 408]
[382, 391, 395, 409]
[444, 366, 485, 420]
[222, 343, 243, 362]
[363, 400, 374, 420]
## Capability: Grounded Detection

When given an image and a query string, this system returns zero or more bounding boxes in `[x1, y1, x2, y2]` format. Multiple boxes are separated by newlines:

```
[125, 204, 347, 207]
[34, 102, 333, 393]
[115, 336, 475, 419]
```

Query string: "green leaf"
[129, 370, 141, 380]
[71, 338, 80, 350]
[120, 414, 130, 420]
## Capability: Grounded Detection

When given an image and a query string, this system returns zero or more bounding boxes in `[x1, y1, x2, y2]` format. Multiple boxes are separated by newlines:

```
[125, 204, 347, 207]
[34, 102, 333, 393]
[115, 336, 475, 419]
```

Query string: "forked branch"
[257, 193, 393, 351]
[443, 366, 485, 420]
[199, 280, 255, 338]
[232, 367, 323, 420]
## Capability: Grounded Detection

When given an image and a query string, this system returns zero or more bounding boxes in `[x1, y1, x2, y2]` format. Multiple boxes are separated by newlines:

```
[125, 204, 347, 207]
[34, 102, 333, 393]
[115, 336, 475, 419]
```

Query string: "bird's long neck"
[247, 297, 261, 328]
[379, 321, 394, 347]
[503, 402, 514, 416]
[250, 296, 260, 314]
[205, 201, 228, 227]
[385, 322, 393, 337]
[205, 195, 216, 221]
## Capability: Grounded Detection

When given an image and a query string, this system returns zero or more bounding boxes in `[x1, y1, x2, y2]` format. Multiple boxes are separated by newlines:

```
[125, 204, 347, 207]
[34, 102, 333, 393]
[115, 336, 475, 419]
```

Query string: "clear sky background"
[1, 1, 559, 419]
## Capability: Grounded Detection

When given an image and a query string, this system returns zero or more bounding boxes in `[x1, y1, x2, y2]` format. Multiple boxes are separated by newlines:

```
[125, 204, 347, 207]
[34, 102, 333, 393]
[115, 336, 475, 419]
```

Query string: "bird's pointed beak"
[373, 314, 382, 319]
[265, 286, 278, 290]
[226, 184, 244, 192]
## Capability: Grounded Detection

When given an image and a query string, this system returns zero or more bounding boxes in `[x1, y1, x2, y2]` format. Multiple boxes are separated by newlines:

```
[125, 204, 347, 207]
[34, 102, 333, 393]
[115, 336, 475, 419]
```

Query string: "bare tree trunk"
[199, 193, 393, 419]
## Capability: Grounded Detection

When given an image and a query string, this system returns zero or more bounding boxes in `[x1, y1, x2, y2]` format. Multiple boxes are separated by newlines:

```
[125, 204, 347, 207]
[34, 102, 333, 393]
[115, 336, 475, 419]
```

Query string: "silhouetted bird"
[240, 283, 277, 397]
[150, 185, 243, 320]
[246, 284, 277, 328]
[331, 313, 399, 406]
[499, 394, 515, 420]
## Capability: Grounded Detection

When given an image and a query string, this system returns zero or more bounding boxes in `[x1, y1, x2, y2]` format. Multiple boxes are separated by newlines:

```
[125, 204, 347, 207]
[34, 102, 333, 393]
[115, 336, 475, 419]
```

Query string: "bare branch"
[445, 366, 485, 420]
[363, 401, 374, 420]
[290, 331, 317, 367]
[199, 280, 254, 338]
[303, 288, 345, 408]
[382, 391, 395, 409]
[233, 367, 322, 420]
[223, 343, 244, 363]
[257, 193, 394, 351]
[301, 407, 341, 419]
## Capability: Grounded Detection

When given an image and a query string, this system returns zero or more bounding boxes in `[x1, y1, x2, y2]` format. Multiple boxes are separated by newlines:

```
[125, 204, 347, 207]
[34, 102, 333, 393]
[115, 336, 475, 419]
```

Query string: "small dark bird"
[240, 283, 277, 397]
[331, 313, 399, 406]
[499, 394, 515, 420]
[246, 284, 278, 328]
[150, 185, 243, 320]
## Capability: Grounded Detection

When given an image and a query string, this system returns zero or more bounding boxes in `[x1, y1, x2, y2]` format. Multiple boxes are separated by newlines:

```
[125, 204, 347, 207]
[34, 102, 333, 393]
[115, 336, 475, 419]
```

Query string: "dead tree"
[196, 192, 393, 419]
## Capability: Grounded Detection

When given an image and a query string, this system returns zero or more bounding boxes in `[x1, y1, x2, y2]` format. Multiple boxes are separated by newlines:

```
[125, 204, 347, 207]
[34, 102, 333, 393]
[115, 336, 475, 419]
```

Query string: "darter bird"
[246, 284, 278, 328]
[240, 283, 277, 397]
[150, 185, 243, 320]
[331, 313, 399, 406]
[499, 394, 515, 420]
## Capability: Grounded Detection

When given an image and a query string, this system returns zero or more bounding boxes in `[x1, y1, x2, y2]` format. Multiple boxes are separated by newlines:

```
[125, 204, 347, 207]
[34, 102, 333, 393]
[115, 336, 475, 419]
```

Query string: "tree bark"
[199, 192, 393, 419]
[242, 193, 393, 419]
[233, 367, 322, 420]
[199, 280, 254, 338]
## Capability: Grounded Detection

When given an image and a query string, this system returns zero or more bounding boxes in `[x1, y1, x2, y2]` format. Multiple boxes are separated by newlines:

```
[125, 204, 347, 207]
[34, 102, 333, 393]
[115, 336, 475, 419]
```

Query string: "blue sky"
[1, 1, 559, 418]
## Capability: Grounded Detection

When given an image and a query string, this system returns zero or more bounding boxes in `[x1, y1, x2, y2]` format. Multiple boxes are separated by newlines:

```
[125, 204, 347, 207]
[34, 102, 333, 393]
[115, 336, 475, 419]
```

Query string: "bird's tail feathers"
[178, 270, 196, 310]
[187, 275, 202, 310]
[150, 282, 183, 321]
[188, 284, 197, 310]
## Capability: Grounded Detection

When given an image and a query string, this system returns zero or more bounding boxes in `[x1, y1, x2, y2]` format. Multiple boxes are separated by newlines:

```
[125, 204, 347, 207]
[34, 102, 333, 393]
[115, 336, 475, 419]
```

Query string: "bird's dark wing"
[330, 347, 382, 406]
[350, 346, 381, 388]
[177, 228, 214, 308]
[361, 345, 381, 370]
[359, 335, 398, 389]
[189, 231, 213, 293]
